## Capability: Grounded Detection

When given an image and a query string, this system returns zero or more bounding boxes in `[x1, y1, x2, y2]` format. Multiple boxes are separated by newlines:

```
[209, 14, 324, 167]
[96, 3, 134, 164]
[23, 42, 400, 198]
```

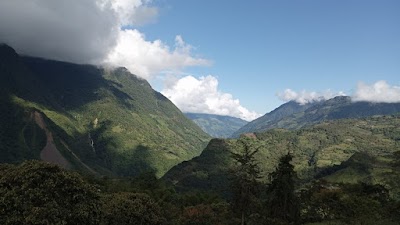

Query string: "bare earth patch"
[33, 111, 69, 168]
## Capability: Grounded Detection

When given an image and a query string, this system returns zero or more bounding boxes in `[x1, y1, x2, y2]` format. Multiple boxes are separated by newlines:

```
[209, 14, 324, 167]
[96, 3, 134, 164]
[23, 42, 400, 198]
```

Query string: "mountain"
[232, 96, 400, 137]
[184, 113, 248, 138]
[0, 44, 210, 177]
[231, 100, 313, 137]
[163, 115, 400, 198]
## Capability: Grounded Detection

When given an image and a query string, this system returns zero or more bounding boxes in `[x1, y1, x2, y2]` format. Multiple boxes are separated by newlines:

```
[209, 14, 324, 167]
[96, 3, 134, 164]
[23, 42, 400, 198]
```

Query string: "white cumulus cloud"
[161, 75, 261, 121]
[352, 80, 400, 103]
[277, 89, 346, 104]
[105, 30, 211, 80]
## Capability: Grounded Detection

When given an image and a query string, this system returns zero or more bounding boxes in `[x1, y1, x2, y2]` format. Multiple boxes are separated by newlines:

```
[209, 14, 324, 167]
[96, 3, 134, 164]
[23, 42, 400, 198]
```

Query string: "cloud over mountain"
[105, 31, 211, 80]
[0, 0, 117, 64]
[0, 0, 208, 80]
[352, 80, 400, 103]
[161, 75, 261, 121]
[0, 0, 255, 119]
[278, 80, 400, 104]
[277, 89, 346, 104]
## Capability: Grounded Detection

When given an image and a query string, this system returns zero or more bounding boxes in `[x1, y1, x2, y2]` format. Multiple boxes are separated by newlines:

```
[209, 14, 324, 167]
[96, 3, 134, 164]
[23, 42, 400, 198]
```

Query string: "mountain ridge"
[0, 44, 211, 177]
[232, 96, 400, 137]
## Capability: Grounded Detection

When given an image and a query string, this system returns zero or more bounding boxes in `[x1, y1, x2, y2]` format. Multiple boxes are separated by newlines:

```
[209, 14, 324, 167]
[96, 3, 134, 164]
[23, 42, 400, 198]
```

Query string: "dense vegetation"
[0, 44, 210, 177]
[185, 113, 248, 138]
[0, 161, 165, 225]
[2, 158, 399, 224]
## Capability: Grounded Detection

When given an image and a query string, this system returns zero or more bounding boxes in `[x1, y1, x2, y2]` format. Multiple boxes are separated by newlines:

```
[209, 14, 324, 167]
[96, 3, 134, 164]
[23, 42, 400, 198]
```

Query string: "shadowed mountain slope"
[0, 44, 210, 177]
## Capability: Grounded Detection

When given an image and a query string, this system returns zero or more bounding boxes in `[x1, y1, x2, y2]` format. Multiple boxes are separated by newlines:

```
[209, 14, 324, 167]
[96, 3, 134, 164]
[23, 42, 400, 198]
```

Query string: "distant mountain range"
[232, 96, 400, 137]
[185, 113, 248, 138]
[0, 44, 210, 177]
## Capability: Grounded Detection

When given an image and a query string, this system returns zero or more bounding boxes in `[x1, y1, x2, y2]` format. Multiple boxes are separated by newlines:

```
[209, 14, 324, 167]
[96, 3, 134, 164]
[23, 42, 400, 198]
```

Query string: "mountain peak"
[328, 95, 351, 102]
[0, 43, 15, 51]
[0, 43, 19, 62]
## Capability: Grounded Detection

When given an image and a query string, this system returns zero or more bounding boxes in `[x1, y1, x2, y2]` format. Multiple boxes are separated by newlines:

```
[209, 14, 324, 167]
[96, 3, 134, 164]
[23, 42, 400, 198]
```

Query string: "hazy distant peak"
[185, 113, 248, 138]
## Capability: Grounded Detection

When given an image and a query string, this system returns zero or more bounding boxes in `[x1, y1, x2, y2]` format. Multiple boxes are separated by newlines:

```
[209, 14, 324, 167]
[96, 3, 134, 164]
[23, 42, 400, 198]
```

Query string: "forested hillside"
[0, 44, 210, 177]
[165, 115, 400, 199]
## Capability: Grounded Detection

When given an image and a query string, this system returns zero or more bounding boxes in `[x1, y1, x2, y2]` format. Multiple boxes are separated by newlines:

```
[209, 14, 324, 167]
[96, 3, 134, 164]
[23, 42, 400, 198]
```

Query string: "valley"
[1, 44, 400, 224]
[1, 1, 399, 224]
[185, 113, 248, 138]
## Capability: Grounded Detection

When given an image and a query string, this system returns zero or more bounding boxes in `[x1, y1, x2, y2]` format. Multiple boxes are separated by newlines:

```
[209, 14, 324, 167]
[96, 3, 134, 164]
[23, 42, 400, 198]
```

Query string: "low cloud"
[0, 0, 118, 64]
[277, 89, 346, 105]
[278, 80, 400, 104]
[0, 0, 209, 80]
[352, 80, 400, 103]
[161, 75, 261, 121]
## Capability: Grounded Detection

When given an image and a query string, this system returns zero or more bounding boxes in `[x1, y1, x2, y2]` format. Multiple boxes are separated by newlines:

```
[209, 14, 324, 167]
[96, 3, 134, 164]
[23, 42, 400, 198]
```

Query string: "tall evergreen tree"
[230, 139, 262, 225]
[265, 153, 300, 224]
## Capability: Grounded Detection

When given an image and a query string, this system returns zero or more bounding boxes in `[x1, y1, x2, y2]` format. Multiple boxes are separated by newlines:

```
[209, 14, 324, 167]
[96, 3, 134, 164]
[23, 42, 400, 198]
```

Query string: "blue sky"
[0, 0, 399, 120]
[144, 0, 400, 115]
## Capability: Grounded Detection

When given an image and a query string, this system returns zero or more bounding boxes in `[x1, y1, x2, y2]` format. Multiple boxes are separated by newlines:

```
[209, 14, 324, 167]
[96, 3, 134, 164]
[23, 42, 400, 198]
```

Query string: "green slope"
[232, 96, 400, 137]
[163, 115, 400, 197]
[0, 44, 210, 177]
[321, 151, 400, 199]
[185, 113, 248, 138]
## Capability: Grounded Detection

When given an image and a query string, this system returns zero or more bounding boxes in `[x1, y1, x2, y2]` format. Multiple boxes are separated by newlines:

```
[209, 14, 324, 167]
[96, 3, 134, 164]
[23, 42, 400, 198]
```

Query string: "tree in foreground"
[264, 153, 300, 225]
[101, 192, 165, 225]
[230, 139, 262, 225]
[0, 160, 101, 225]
